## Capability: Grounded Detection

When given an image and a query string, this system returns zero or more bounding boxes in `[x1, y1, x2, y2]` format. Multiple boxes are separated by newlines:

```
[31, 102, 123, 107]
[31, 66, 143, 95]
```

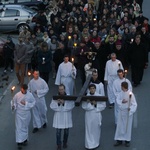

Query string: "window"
[4, 9, 20, 17]
[18, 0, 31, 2]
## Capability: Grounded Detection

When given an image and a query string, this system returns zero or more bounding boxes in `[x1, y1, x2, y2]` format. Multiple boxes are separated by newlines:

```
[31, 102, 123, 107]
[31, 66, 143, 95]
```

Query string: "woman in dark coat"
[38, 42, 52, 84]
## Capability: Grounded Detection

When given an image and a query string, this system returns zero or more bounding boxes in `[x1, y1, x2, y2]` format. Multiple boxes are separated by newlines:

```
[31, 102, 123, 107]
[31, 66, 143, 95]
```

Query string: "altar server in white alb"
[104, 53, 124, 108]
[114, 82, 137, 147]
[28, 70, 49, 133]
[82, 84, 106, 150]
[50, 84, 75, 150]
[113, 69, 132, 124]
[11, 84, 35, 149]
[55, 55, 76, 95]
[88, 70, 105, 96]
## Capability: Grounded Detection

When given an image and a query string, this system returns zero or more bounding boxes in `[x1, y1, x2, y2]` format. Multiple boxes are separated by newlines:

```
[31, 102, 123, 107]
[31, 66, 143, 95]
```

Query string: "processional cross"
[53, 75, 108, 106]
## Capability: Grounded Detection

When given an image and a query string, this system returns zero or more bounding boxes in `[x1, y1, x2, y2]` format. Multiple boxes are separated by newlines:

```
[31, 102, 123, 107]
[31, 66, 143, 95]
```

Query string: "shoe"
[4, 70, 7, 73]
[114, 141, 122, 146]
[22, 139, 28, 146]
[63, 143, 67, 148]
[17, 143, 23, 149]
[133, 83, 138, 87]
[52, 73, 56, 79]
[57, 145, 61, 150]
[32, 128, 39, 133]
[109, 103, 114, 109]
[125, 141, 130, 147]
[43, 123, 47, 128]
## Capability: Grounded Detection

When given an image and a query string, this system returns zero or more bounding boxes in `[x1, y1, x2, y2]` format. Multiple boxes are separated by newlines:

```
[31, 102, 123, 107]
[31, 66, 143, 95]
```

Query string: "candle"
[42, 57, 45, 64]
[126, 91, 132, 132]
[118, 62, 121, 68]
[93, 18, 96, 21]
[28, 71, 31, 82]
[11, 86, 16, 107]
[72, 58, 74, 68]
[124, 70, 127, 81]
[129, 92, 132, 98]
[131, 38, 134, 42]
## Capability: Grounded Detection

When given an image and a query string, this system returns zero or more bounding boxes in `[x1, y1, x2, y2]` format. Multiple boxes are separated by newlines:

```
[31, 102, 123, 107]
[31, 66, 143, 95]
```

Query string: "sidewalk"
[0, 67, 16, 102]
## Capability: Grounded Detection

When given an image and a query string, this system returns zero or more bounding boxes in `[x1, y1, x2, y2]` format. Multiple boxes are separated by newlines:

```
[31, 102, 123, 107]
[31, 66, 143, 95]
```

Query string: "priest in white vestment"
[113, 69, 132, 124]
[104, 53, 124, 108]
[11, 84, 35, 149]
[114, 82, 137, 147]
[28, 70, 49, 133]
[55, 55, 76, 95]
[82, 84, 106, 149]
[50, 84, 74, 150]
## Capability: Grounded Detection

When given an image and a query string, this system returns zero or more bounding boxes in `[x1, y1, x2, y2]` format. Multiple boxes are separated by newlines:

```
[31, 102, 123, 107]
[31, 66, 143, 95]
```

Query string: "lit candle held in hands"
[11, 86, 15, 93]
[68, 36, 71, 40]
[72, 58, 74, 68]
[28, 71, 31, 82]
[74, 43, 77, 47]
[11, 86, 16, 110]
[42, 57, 45, 64]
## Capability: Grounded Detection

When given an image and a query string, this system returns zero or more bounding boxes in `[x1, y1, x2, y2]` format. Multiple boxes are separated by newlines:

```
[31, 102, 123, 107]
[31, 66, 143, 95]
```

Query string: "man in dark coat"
[38, 42, 52, 84]
[129, 35, 148, 87]
[3, 36, 15, 73]
[93, 41, 108, 83]
[114, 41, 129, 70]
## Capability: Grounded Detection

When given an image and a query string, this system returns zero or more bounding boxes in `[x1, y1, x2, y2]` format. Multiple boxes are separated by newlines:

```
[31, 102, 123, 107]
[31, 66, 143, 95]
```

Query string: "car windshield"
[22, 5, 36, 14]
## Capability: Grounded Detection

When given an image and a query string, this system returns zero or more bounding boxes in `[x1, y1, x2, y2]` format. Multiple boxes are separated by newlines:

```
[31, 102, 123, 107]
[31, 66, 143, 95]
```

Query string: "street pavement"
[0, 0, 150, 150]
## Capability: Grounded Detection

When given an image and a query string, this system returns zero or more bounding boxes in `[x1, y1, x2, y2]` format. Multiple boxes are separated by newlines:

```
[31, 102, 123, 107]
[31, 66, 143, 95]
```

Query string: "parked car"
[0, 4, 37, 33]
[0, 37, 6, 67]
[0, 0, 44, 11]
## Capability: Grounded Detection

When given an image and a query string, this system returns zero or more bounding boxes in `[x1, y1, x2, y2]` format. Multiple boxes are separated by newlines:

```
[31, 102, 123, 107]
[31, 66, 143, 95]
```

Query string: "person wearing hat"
[114, 40, 129, 70]
[142, 18, 150, 33]
[55, 55, 77, 95]
[3, 36, 15, 73]
[135, 10, 146, 24]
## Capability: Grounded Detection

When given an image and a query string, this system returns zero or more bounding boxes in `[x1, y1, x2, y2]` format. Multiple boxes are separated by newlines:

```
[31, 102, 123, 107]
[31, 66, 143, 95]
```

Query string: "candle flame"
[124, 70, 127, 73]
[68, 36, 71, 40]
[28, 72, 31, 76]
[11, 86, 15, 91]
[74, 43, 77, 47]
[72, 58, 74, 62]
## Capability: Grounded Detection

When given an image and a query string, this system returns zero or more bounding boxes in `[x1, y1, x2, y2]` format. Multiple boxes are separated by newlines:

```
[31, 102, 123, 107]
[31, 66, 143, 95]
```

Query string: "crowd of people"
[4, 0, 149, 149]
[3, 0, 149, 86]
